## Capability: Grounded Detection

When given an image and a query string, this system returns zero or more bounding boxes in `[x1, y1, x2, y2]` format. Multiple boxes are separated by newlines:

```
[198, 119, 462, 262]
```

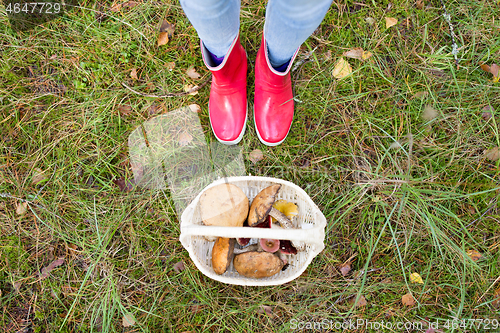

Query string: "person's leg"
[179, 0, 240, 59]
[264, 0, 333, 68]
[254, 0, 332, 146]
[180, 0, 247, 145]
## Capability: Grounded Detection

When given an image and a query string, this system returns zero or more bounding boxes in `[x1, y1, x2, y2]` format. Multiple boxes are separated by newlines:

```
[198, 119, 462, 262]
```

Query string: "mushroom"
[199, 183, 249, 241]
[248, 185, 305, 251]
[259, 238, 280, 253]
[211, 237, 235, 275]
[233, 252, 285, 278]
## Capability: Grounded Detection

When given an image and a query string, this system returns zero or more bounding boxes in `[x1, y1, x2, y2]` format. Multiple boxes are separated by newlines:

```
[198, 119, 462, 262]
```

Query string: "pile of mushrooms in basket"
[200, 183, 304, 278]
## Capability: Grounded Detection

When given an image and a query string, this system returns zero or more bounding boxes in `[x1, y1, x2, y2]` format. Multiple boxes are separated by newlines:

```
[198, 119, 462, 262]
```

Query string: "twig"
[439, 0, 459, 67]
[121, 77, 211, 98]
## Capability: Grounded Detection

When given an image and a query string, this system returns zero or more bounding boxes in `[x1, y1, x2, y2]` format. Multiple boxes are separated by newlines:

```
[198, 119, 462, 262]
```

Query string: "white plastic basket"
[180, 176, 327, 286]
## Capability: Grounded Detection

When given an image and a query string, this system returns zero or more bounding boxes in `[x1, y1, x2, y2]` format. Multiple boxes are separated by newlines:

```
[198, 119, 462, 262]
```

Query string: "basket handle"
[180, 225, 325, 250]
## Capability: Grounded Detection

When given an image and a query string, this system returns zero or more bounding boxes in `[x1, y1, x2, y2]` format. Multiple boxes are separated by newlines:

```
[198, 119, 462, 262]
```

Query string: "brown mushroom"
[211, 237, 235, 275]
[199, 183, 249, 241]
[233, 251, 284, 278]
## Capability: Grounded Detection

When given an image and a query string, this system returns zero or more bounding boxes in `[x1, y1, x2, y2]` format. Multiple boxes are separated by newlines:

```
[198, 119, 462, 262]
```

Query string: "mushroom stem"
[269, 207, 294, 229]
[269, 207, 305, 251]
[233, 244, 260, 254]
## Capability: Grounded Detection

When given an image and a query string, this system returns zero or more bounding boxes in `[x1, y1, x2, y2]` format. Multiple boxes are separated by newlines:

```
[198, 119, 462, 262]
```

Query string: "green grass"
[1, 0, 500, 332]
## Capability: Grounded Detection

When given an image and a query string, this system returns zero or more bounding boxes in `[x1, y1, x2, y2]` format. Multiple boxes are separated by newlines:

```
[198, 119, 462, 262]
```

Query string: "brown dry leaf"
[109, 3, 122, 12]
[122, 313, 136, 327]
[173, 261, 185, 273]
[481, 63, 500, 82]
[257, 305, 273, 316]
[353, 295, 367, 307]
[332, 58, 352, 79]
[492, 287, 500, 309]
[466, 249, 483, 262]
[248, 149, 264, 164]
[114, 178, 134, 192]
[186, 67, 201, 79]
[117, 104, 133, 116]
[189, 304, 204, 314]
[385, 17, 398, 28]
[484, 147, 500, 162]
[32, 168, 48, 184]
[339, 262, 351, 276]
[402, 293, 416, 306]
[166, 62, 175, 71]
[343, 48, 373, 61]
[416, 0, 424, 10]
[122, 1, 139, 9]
[16, 202, 28, 215]
[178, 131, 193, 147]
[422, 105, 438, 121]
[184, 84, 199, 95]
[39, 258, 64, 279]
[157, 32, 169, 46]
[130, 68, 138, 80]
[188, 104, 201, 113]
[413, 91, 428, 99]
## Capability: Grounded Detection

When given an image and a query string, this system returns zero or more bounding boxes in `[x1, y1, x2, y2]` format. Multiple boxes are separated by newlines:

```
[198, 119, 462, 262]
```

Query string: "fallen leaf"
[160, 20, 175, 35]
[186, 67, 201, 79]
[130, 68, 138, 80]
[166, 62, 175, 71]
[416, 0, 424, 10]
[189, 304, 204, 314]
[122, 1, 139, 9]
[117, 104, 133, 116]
[402, 293, 416, 306]
[410, 272, 424, 284]
[157, 32, 169, 46]
[13, 281, 22, 293]
[178, 131, 193, 147]
[353, 295, 367, 307]
[481, 63, 500, 82]
[385, 17, 398, 28]
[16, 202, 28, 215]
[422, 104, 438, 121]
[173, 261, 185, 273]
[122, 313, 136, 327]
[339, 262, 351, 276]
[257, 305, 273, 316]
[343, 48, 373, 61]
[481, 111, 492, 121]
[332, 58, 352, 79]
[365, 17, 376, 26]
[492, 287, 500, 309]
[148, 102, 161, 115]
[248, 149, 264, 164]
[110, 3, 122, 12]
[188, 104, 201, 113]
[39, 258, 64, 279]
[184, 84, 199, 95]
[467, 249, 483, 261]
[114, 178, 134, 192]
[32, 168, 48, 184]
[413, 91, 428, 99]
[484, 147, 500, 162]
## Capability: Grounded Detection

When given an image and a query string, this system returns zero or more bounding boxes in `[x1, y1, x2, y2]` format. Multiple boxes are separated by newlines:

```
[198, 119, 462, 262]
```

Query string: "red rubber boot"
[254, 35, 299, 146]
[202, 35, 247, 145]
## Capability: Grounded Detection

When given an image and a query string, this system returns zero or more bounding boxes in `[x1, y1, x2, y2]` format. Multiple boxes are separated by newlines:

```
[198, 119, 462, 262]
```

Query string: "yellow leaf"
[410, 272, 424, 284]
[467, 249, 483, 262]
[332, 58, 352, 79]
[157, 32, 169, 46]
[385, 17, 398, 28]
[183, 84, 199, 96]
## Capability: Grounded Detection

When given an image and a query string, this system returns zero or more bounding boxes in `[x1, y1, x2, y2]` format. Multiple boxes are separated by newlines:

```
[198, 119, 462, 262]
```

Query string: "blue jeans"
[179, 0, 333, 67]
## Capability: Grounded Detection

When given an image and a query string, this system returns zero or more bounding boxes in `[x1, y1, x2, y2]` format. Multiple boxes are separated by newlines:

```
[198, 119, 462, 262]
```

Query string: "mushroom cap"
[200, 183, 249, 227]
[233, 251, 284, 278]
[271, 200, 298, 223]
[247, 184, 281, 227]
[260, 238, 280, 253]
[212, 237, 235, 275]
